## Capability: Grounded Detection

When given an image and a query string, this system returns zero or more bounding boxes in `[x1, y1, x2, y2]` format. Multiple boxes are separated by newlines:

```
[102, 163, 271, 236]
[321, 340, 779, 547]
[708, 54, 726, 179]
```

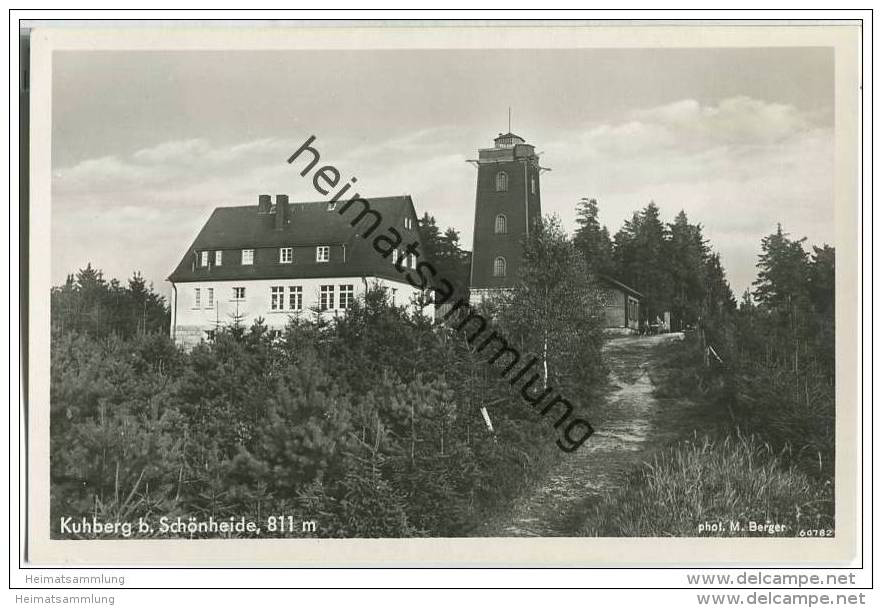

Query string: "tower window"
[495, 171, 508, 192]
[494, 214, 508, 234]
[531, 176, 537, 195]
[493, 256, 507, 278]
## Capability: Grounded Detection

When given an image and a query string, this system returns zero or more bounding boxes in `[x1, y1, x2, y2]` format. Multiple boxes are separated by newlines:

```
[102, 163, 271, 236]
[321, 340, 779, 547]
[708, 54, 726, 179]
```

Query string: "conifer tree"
[752, 224, 811, 315]
[51, 263, 169, 338]
[418, 213, 471, 301]
[666, 210, 710, 329]
[612, 203, 670, 324]
[807, 245, 835, 317]
[573, 197, 614, 276]
[703, 252, 736, 319]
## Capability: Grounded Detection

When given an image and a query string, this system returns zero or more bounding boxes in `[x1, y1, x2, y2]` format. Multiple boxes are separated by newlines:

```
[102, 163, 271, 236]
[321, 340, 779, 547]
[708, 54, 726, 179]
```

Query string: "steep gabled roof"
[168, 195, 419, 283]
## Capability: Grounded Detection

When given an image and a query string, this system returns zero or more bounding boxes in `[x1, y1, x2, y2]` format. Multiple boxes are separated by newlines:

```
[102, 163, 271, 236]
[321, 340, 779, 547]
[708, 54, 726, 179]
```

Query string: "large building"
[168, 194, 429, 348]
[468, 132, 546, 305]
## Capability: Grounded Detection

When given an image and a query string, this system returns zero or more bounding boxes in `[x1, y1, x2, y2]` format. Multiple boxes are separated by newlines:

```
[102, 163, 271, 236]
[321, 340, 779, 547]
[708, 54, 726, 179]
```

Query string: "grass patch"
[581, 433, 833, 537]
[648, 332, 715, 399]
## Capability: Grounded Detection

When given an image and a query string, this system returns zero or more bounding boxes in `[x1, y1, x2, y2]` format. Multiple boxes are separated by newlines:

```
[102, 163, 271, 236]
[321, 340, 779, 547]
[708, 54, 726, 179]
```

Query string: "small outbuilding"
[597, 275, 642, 333]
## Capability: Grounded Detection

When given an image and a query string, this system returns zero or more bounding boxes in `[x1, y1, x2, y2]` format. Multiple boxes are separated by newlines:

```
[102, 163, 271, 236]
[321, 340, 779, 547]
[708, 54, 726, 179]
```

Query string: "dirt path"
[476, 333, 715, 537]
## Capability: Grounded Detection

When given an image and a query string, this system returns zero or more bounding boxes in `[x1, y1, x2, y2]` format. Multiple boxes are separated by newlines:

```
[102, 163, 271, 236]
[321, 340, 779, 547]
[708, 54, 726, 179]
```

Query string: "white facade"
[171, 276, 430, 348]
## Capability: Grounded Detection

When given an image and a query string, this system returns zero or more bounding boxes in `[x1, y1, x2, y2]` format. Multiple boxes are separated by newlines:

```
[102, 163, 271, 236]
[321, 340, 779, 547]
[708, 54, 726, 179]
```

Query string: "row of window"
[194, 287, 214, 309]
[198, 246, 331, 267]
[272, 284, 354, 311]
[279, 246, 331, 264]
[192, 284, 355, 312]
[494, 172, 538, 194]
[194, 286, 247, 309]
[325, 201, 415, 231]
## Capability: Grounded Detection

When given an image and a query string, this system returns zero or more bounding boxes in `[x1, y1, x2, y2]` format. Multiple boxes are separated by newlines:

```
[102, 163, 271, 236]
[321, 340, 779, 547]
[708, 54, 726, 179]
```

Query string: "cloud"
[631, 96, 813, 145]
[51, 96, 834, 299]
[53, 137, 298, 197]
[50, 129, 477, 290]
[537, 96, 833, 296]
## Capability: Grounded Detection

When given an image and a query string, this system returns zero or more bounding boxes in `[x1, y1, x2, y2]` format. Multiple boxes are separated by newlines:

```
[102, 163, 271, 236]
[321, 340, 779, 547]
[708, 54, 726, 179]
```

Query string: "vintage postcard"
[24, 21, 862, 566]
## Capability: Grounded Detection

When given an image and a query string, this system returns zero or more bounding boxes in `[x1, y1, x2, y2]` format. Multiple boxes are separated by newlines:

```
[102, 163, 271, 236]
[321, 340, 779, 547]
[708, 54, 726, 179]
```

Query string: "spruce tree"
[752, 224, 810, 314]
[573, 197, 614, 276]
[417, 213, 471, 302]
[666, 210, 710, 329]
[612, 203, 670, 324]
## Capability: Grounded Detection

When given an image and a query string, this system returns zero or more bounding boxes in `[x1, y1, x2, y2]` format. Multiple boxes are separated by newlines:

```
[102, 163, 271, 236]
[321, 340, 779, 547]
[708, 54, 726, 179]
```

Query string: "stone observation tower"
[468, 131, 548, 306]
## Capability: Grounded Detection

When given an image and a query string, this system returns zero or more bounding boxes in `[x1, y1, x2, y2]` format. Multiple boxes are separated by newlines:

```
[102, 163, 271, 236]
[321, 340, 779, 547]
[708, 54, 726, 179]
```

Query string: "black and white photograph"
[22, 20, 863, 568]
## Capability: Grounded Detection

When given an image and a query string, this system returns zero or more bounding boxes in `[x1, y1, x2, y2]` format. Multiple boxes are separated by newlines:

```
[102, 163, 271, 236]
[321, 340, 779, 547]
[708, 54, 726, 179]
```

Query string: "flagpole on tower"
[508, 107, 511, 132]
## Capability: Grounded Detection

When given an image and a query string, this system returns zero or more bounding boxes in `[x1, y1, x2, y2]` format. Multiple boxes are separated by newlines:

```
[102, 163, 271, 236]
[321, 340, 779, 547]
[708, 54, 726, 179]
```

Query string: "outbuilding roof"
[598, 274, 643, 299]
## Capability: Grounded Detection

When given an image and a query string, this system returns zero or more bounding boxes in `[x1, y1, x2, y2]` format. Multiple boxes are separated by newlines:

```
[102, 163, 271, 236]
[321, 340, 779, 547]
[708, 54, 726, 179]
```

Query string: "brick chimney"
[274, 194, 289, 230]
[257, 194, 272, 214]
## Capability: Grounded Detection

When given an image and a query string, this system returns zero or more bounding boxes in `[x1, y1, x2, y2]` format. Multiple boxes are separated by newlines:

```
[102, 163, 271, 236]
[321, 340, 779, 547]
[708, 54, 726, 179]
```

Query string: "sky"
[51, 47, 835, 299]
